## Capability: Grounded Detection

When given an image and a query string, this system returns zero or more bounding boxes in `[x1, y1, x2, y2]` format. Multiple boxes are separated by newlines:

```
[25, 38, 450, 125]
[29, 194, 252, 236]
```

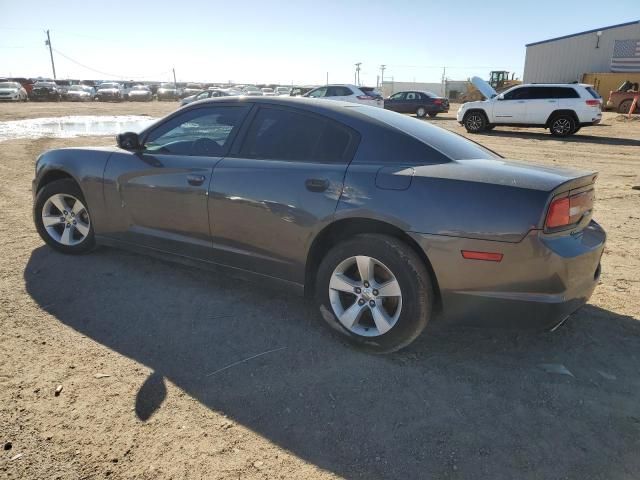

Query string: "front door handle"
[187, 174, 206, 186]
[305, 178, 329, 192]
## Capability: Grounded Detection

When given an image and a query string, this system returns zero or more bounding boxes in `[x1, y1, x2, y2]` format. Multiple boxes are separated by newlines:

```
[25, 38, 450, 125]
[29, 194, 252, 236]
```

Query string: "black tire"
[549, 114, 576, 137]
[34, 179, 96, 254]
[484, 125, 495, 131]
[315, 234, 433, 353]
[572, 126, 581, 134]
[618, 99, 638, 114]
[463, 111, 487, 133]
[416, 106, 427, 118]
[427, 112, 438, 118]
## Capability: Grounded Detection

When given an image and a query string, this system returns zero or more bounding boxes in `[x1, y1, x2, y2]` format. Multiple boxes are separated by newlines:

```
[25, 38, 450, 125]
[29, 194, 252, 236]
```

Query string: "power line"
[51, 47, 171, 79]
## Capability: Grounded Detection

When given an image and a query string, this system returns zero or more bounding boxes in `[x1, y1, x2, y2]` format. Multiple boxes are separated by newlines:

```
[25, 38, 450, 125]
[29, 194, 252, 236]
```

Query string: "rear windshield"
[585, 86, 601, 99]
[361, 87, 383, 98]
[353, 106, 500, 161]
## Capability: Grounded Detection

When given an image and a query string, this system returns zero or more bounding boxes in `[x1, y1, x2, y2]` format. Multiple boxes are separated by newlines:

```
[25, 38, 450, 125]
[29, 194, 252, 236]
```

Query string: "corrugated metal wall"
[523, 23, 640, 83]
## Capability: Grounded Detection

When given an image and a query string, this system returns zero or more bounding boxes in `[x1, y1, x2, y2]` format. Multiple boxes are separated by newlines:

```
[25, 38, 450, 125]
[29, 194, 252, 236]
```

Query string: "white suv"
[304, 84, 384, 108]
[457, 79, 602, 137]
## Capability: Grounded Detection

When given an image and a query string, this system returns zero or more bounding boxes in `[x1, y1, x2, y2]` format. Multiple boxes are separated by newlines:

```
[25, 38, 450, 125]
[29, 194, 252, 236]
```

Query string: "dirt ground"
[1, 101, 639, 480]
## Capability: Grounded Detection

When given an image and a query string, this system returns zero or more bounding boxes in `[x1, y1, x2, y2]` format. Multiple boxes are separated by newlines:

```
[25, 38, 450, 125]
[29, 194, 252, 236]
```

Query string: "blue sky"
[0, 1, 637, 85]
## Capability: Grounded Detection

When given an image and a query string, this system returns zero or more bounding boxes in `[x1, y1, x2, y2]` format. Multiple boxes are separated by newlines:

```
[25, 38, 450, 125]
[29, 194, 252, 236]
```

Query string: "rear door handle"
[187, 174, 206, 186]
[305, 178, 329, 192]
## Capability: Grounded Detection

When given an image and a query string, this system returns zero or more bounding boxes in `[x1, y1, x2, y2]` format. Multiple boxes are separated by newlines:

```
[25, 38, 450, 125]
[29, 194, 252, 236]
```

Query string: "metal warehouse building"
[523, 20, 640, 84]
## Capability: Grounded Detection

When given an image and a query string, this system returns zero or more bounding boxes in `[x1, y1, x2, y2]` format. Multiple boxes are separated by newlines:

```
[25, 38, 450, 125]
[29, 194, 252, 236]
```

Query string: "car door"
[385, 92, 405, 112]
[102, 104, 250, 258]
[525, 86, 558, 124]
[208, 104, 360, 284]
[403, 91, 420, 113]
[492, 86, 530, 123]
[326, 86, 356, 103]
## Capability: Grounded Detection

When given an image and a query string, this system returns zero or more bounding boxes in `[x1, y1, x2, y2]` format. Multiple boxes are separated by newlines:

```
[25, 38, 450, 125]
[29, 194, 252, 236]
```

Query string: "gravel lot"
[1, 102, 639, 479]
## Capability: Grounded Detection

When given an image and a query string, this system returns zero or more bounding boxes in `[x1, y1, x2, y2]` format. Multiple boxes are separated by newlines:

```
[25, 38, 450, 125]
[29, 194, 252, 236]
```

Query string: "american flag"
[611, 39, 640, 72]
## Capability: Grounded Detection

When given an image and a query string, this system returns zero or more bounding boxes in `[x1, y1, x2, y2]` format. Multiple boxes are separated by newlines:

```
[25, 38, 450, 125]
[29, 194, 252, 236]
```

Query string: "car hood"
[130, 90, 150, 94]
[413, 159, 595, 192]
[0, 88, 19, 94]
[98, 89, 118, 93]
[471, 76, 497, 99]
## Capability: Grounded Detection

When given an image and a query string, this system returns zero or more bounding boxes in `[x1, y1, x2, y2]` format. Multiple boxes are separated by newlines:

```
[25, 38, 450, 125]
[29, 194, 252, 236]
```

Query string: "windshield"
[261, 88, 274, 92]
[244, 86, 259, 91]
[69, 86, 86, 91]
[132, 85, 150, 91]
[160, 83, 175, 89]
[276, 87, 289, 92]
[35, 82, 56, 87]
[353, 106, 499, 160]
[0, 82, 19, 89]
[99, 83, 119, 89]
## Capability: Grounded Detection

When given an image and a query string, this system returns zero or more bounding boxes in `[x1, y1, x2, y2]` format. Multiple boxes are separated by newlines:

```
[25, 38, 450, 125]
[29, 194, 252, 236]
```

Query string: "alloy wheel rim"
[328, 256, 402, 337]
[467, 114, 482, 130]
[417, 107, 425, 117]
[553, 118, 571, 134]
[41, 193, 91, 246]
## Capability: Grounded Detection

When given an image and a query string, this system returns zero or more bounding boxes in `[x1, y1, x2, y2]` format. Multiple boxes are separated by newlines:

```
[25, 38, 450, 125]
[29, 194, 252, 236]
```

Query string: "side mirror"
[117, 132, 141, 151]
[495, 94, 504, 100]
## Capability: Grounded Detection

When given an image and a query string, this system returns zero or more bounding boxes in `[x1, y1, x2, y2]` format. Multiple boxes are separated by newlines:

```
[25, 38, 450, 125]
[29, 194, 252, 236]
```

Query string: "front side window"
[144, 106, 249, 156]
[389, 92, 405, 100]
[307, 87, 327, 98]
[503, 87, 531, 100]
[239, 107, 356, 163]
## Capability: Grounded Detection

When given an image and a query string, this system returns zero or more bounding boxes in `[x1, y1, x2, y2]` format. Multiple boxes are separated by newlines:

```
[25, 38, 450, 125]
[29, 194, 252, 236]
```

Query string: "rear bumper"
[409, 221, 606, 329]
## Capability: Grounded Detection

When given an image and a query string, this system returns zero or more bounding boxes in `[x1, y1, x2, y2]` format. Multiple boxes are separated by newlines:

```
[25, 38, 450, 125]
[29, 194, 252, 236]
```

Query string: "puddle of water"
[0, 115, 157, 142]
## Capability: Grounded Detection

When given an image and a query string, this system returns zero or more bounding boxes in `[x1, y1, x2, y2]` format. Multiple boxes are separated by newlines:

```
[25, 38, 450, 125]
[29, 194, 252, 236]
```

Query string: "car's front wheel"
[315, 234, 433, 353]
[463, 111, 487, 133]
[549, 115, 576, 137]
[34, 179, 96, 254]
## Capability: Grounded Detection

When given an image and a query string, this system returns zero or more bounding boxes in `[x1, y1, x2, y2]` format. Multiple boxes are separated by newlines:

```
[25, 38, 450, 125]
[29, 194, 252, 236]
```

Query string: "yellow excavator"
[461, 71, 521, 102]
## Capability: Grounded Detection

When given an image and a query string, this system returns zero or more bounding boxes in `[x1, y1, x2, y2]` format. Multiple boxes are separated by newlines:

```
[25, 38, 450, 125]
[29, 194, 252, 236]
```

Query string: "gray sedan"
[32, 97, 605, 352]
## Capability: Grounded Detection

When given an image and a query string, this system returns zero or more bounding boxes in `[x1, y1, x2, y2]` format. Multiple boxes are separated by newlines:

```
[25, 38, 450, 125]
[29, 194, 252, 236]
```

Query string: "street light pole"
[354, 63, 361, 86]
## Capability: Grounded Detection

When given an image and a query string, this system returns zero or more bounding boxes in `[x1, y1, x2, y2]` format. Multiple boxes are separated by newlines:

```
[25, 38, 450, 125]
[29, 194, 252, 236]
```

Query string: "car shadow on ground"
[479, 129, 640, 147]
[24, 246, 640, 479]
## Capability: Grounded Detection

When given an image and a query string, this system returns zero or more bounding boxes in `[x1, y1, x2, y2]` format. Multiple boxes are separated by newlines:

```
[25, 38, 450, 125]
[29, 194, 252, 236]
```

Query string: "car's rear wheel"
[549, 115, 576, 137]
[618, 99, 638, 114]
[34, 179, 95, 254]
[416, 106, 427, 118]
[463, 111, 487, 133]
[315, 234, 433, 353]
[428, 112, 438, 118]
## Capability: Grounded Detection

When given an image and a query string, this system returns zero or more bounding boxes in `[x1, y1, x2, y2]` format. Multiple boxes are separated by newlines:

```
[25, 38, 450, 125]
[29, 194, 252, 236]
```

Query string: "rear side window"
[326, 86, 353, 97]
[552, 87, 580, 98]
[585, 86, 601, 99]
[528, 87, 554, 99]
[239, 107, 358, 163]
[360, 87, 383, 98]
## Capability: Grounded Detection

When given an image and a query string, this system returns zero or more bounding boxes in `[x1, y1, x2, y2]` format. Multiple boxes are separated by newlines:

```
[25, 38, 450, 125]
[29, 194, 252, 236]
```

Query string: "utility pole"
[326, 72, 329, 85]
[172, 67, 177, 91]
[441, 66, 446, 97]
[380, 64, 386, 86]
[354, 63, 361, 86]
[45, 30, 56, 80]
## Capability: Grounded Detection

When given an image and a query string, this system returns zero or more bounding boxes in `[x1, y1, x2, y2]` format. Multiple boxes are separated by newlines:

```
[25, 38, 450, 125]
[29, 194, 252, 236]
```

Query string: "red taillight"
[545, 190, 594, 229]
[461, 251, 503, 262]
[357, 95, 374, 100]
[585, 99, 600, 106]
[433, 99, 442, 105]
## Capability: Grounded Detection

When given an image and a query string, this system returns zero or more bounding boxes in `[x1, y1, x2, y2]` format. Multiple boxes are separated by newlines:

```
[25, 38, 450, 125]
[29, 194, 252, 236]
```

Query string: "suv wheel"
[416, 106, 426, 118]
[549, 115, 576, 137]
[34, 179, 96, 254]
[463, 111, 487, 133]
[315, 234, 433, 353]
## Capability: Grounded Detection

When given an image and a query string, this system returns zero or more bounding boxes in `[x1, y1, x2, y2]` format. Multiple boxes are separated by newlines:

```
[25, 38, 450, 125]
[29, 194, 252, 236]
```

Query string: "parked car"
[31, 97, 605, 353]
[605, 81, 639, 113]
[290, 86, 315, 97]
[180, 88, 229, 106]
[95, 82, 124, 102]
[242, 86, 263, 96]
[65, 85, 95, 102]
[385, 90, 449, 118]
[54, 79, 76, 97]
[181, 83, 203, 98]
[275, 86, 291, 96]
[0, 81, 28, 101]
[9, 77, 34, 95]
[304, 84, 384, 108]
[30, 81, 61, 101]
[457, 78, 602, 137]
[157, 82, 179, 101]
[128, 85, 153, 102]
[261, 87, 276, 96]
